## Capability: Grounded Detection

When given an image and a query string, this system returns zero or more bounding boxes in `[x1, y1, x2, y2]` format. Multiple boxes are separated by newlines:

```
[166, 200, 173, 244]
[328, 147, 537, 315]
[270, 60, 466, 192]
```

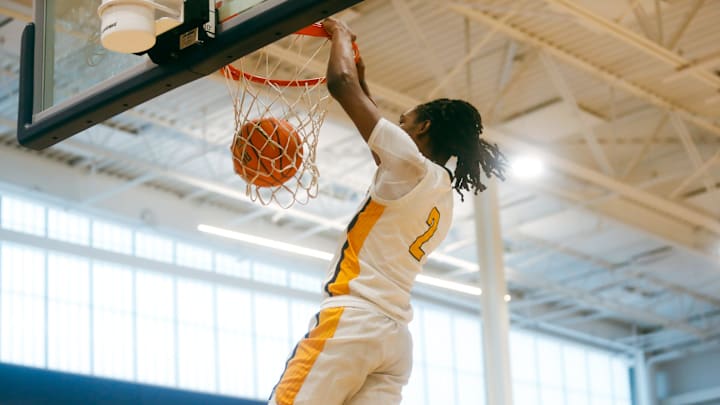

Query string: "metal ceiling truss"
[544, 0, 720, 92]
[448, 3, 720, 138]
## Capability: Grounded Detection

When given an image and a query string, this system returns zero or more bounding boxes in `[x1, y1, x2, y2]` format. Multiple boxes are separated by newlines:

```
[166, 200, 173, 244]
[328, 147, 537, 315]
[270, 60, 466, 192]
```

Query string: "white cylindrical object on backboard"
[99, 1, 156, 53]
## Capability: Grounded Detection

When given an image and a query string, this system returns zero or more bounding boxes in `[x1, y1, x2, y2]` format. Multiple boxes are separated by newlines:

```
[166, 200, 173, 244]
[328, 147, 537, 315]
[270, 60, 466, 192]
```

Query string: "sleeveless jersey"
[320, 118, 454, 323]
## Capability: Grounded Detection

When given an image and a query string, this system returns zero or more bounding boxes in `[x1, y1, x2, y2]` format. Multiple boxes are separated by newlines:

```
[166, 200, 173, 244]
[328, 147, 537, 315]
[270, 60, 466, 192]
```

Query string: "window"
[403, 303, 487, 405]
[419, 305, 457, 405]
[216, 287, 255, 398]
[511, 331, 537, 384]
[176, 280, 216, 392]
[0, 244, 46, 367]
[176, 243, 212, 271]
[135, 272, 176, 386]
[290, 300, 317, 342]
[536, 336, 564, 388]
[253, 262, 288, 287]
[563, 344, 589, 393]
[254, 293, 290, 396]
[541, 386, 565, 405]
[611, 358, 631, 404]
[514, 382, 540, 405]
[588, 350, 613, 399]
[454, 315, 484, 405]
[423, 307, 454, 368]
[404, 311, 427, 405]
[92, 262, 134, 380]
[215, 253, 252, 279]
[0, 190, 635, 405]
[1, 196, 45, 236]
[135, 231, 173, 262]
[289, 272, 322, 293]
[92, 220, 132, 254]
[47, 208, 90, 245]
[47, 253, 91, 374]
[509, 332, 631, 405]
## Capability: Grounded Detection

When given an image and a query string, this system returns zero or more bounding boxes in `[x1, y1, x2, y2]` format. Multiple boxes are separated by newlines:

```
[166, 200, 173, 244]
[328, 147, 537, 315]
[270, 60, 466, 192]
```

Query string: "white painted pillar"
[635, 351, 653, 405]
[474, 179, 513, 405]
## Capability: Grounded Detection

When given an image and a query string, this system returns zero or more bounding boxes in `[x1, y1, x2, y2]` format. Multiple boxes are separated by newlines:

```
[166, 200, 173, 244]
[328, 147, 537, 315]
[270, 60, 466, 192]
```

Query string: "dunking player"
[268, 17, 507, 405]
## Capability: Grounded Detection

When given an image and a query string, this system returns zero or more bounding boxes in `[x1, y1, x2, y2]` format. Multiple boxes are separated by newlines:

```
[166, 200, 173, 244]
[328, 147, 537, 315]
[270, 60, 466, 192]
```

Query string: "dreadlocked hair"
[415, 98, 508, 201]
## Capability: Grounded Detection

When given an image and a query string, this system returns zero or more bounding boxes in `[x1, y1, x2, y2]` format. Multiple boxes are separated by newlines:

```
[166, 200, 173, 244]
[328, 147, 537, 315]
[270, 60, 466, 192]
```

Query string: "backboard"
[17, 0, 362, 150]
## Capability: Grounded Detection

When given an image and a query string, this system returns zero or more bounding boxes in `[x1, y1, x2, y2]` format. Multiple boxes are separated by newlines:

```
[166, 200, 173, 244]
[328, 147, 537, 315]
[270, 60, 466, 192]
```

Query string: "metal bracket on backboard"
[143, 0, 216, 64]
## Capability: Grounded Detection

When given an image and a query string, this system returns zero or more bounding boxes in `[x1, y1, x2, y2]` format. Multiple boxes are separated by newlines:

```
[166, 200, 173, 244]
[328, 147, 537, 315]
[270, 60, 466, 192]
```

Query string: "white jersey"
[321, 118, 454, 323]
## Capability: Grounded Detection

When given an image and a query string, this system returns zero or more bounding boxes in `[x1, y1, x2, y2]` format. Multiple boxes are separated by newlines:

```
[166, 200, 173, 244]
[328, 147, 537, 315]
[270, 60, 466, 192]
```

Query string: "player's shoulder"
[411, 160, 453, 199]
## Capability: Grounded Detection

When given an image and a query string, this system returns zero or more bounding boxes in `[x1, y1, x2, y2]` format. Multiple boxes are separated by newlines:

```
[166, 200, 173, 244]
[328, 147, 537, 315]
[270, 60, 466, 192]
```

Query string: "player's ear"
[418, 119, 431, 135]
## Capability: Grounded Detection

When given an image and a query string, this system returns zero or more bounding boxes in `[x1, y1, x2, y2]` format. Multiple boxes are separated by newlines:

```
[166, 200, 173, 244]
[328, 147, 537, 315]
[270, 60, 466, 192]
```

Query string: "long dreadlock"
[415, 98, 508, 201]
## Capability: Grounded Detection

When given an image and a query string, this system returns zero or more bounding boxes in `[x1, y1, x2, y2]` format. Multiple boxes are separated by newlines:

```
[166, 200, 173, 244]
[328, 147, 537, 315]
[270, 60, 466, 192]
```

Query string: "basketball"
[231, 118, 303, 187]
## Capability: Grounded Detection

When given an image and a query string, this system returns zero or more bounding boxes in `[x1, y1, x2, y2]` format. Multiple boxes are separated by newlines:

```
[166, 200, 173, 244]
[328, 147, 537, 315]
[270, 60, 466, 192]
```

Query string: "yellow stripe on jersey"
[274, 307, 345, 405]
[324, 198, 385, 296]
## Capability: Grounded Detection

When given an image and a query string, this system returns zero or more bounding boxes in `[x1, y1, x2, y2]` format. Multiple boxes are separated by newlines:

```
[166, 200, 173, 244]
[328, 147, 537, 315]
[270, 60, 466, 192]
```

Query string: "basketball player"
[268, 18, 507, 405]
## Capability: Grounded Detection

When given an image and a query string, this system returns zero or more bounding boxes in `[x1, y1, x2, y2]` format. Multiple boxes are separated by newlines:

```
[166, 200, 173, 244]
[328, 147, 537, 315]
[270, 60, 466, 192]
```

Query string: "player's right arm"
[323, 18, 382, 150]
[356, 57, 375, 106]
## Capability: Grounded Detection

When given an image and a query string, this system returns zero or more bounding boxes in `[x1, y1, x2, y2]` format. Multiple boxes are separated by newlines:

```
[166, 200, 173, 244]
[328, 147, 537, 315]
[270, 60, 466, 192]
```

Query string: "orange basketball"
[231, 118, 303, 187]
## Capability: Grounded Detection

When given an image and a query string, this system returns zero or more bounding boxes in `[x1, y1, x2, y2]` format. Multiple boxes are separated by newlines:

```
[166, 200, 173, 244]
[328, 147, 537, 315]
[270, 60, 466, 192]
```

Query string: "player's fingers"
[322, 18, 356, 41]
[321, 17, 337, 35]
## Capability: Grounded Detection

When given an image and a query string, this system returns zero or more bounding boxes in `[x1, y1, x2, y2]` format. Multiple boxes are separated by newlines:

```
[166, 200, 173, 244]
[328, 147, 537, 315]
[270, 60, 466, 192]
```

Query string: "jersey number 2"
[409, 207, 440, 261]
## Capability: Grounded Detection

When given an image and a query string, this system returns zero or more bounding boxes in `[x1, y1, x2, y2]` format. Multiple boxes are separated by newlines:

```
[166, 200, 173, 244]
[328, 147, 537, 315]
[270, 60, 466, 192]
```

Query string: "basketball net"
[222, 24, 348, 209]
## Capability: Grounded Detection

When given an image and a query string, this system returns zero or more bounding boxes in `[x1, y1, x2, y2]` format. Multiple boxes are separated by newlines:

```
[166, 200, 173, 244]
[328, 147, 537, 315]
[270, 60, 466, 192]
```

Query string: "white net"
[223, 29, 332, 208]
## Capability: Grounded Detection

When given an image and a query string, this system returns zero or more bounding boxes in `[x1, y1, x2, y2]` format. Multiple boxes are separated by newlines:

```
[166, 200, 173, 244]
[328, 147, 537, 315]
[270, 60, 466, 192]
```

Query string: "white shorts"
[268, 306, 412, 405]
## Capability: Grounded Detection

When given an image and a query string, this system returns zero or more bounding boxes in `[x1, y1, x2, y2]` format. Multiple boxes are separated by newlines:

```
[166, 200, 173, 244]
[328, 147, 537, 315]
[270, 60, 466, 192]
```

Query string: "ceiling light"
[429, 252, 478, 271]
[504, 294, 512, 302]
[416, 274, 482, 296]
[199, 224, 483, 296]
[510, 155, 544, 179]
[198, 224, 333, 261]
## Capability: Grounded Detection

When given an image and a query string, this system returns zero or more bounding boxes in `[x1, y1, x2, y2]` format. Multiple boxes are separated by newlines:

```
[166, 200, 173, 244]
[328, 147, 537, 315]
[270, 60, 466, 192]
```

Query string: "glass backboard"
[17, 0, 361, 150]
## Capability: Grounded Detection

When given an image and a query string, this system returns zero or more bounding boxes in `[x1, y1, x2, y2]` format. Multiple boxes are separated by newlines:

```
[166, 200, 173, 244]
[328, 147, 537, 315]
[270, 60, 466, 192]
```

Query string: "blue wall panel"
[0, 362, 264, 405]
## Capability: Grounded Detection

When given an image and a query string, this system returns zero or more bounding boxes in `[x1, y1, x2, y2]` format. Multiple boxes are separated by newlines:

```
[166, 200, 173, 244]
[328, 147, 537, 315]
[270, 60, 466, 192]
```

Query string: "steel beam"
[0, 1, 31, 22]
[57, 139, 347, 231]
[665, 0, 705, 51]
[426, 3, 523, 99]
[621, 113, 669, 178]
[508, 268, 711, 339]
[665, 50, 720, 83]
[648, 337, 720, 365]
[669, 113, 717, 194]
[80, 172, 159, 206]
[670, 150, 720, 198]
[390, 0, 458, 96]
[653, 0, 664, 45]
[449, 4, 720, 138]
[485, 128, 720, 237]
[539, 51, 615, 175]
[544, 0, 720, 88]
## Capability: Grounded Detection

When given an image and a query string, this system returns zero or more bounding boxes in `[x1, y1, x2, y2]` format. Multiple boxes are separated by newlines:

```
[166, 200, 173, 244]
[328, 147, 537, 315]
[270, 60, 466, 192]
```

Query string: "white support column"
[635, 351, 653, 405]
[474, 178, 513, 405]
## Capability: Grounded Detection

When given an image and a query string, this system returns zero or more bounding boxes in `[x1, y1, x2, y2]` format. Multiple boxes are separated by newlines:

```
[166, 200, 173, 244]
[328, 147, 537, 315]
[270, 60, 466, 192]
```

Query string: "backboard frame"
[17, 0, 362, 150]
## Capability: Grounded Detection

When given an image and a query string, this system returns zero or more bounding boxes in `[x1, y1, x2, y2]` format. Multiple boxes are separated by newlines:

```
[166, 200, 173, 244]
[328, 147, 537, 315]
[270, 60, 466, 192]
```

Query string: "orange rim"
[222, 23, 361, 87]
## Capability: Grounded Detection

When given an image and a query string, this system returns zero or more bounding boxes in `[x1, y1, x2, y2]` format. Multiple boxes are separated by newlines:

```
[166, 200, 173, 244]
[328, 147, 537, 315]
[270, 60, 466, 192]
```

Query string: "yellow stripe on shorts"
[274, 307, 345, 405]
[324, 198, 385, 296]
